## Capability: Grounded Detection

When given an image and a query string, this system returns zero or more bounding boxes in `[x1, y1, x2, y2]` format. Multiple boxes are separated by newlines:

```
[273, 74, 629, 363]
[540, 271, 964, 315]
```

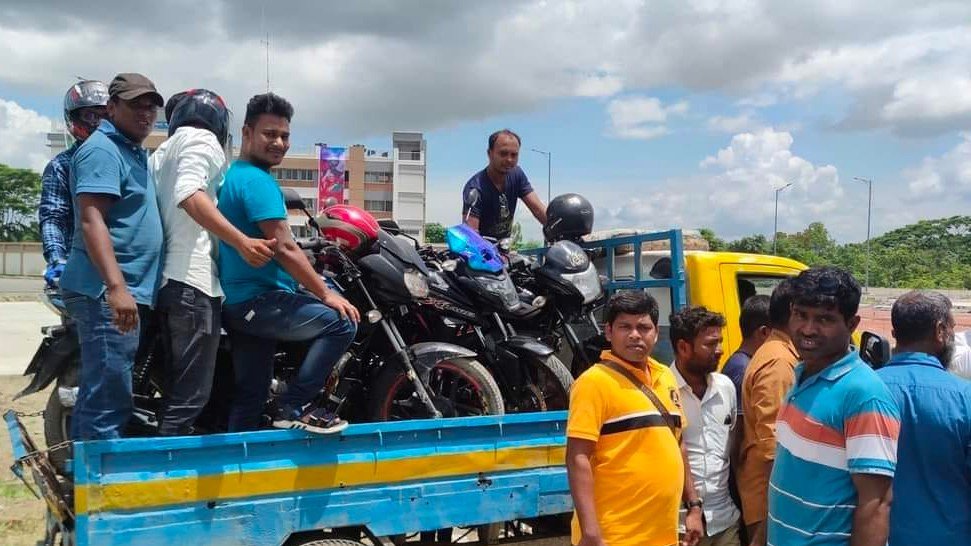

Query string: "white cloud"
[707, 112, 761, 133]
[904, 133, 971, 197]
[606, 96, 688, 140]
[882, 76, 971, 123]
[1, 1, 967, 138]
[0, 98, 53, 172]
[594, 128, 844, 239]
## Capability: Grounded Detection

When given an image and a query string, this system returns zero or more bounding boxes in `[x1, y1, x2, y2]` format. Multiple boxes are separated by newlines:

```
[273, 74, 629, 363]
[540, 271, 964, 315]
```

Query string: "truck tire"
[295, 538, 364, 546]
[372, 357, 504, 421]
[517, 355, 573, 412]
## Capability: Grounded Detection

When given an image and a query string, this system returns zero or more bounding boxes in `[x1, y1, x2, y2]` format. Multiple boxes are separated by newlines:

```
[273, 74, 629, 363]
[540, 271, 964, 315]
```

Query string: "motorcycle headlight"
[403, 269, 429, 298]
[562, 266, 604, 305]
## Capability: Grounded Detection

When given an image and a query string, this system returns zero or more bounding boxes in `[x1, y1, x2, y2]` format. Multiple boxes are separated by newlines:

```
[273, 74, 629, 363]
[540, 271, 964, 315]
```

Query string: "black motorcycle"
[287, 193, 504, 421]
[400, 223, 573, 413]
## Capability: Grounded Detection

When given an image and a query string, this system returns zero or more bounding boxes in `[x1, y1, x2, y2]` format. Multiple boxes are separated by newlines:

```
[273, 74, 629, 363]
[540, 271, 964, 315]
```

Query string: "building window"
[301, 198, 316, 211]
[364, 200, 393, 212]
[364, 171, 392, 183]
[398, 191, 423, 200]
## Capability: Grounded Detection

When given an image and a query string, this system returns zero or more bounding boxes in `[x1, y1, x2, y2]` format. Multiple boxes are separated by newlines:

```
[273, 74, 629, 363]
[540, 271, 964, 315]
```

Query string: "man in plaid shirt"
[39, 80, 109, 286]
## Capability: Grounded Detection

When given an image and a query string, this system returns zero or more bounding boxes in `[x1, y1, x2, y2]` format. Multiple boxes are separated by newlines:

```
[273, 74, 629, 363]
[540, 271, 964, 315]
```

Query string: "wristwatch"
[685, 499, 704, 511]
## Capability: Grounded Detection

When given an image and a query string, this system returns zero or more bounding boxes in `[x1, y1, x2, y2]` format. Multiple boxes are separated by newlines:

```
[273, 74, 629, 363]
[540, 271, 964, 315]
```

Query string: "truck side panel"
[72, 412, 570, 545]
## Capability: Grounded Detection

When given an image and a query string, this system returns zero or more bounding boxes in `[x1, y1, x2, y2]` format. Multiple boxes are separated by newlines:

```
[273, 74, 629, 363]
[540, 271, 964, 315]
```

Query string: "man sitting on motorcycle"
[217, 92, 359, 435]
[39, 80, 109, 291]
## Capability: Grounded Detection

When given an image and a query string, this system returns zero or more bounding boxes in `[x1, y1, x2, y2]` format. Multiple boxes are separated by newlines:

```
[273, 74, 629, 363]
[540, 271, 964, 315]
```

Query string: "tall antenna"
[260, 4, 270, 92]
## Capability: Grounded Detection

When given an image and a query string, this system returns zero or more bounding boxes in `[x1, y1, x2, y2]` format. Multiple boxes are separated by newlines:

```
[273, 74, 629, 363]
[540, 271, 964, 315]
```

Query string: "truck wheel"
[516, 355, 573, 412]
[44, 366, 78, 475]
[295, 538, 364, 546]
[371, 357, 504, 421]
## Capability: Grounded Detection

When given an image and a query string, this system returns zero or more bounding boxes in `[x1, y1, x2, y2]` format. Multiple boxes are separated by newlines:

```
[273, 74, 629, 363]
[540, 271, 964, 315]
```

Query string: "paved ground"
[0, 302, 58, 376]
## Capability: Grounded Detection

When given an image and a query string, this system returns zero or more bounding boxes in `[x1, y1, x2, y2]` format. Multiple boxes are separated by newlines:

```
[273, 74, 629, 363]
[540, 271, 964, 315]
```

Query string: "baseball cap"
[108, 73, 164, 107]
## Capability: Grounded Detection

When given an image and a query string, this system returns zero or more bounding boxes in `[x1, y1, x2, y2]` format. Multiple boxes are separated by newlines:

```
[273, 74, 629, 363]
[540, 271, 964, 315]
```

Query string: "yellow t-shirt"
[567, 350, 685, 546]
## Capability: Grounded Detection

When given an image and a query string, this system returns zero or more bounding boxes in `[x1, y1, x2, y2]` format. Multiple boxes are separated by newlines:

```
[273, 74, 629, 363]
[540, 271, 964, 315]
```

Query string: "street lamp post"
[531, 148, 551, 202]
[773, 182, 793, 254]
[853, 177, 873, 294]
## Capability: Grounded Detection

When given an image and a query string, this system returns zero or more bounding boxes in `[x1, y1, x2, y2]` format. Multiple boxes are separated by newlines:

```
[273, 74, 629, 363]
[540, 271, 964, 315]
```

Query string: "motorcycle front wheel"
[513, 354, 573, 413]
[370, 357, 504, 421]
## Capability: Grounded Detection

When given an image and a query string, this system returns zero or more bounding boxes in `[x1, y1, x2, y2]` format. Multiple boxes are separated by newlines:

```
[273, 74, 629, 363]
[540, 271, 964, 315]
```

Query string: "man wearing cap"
[60, 73, 165, 440]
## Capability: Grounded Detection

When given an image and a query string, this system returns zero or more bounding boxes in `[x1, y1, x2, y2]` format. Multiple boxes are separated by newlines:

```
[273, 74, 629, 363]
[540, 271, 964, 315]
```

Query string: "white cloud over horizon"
[0, 98, 53, 172]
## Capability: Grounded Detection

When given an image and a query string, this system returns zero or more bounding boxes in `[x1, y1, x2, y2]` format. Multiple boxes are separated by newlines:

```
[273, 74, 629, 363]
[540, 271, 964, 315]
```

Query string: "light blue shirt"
[217, 160, 295, 305]
[878, 352, 971, 545]
[61, 119, 163, 305]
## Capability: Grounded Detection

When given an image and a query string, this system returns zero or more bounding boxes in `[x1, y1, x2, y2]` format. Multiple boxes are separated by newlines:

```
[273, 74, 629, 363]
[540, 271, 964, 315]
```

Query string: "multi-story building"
[46, 125, 428, 242]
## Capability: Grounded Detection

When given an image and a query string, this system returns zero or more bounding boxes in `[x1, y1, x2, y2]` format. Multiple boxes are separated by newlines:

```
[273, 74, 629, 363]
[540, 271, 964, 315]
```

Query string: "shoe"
[272, 405, 349, 435]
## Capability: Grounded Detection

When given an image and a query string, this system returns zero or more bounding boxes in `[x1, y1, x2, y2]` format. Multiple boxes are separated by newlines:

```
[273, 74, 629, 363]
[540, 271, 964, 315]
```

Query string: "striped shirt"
[39, 143, 79, 265]
[768, 351, 900, 546]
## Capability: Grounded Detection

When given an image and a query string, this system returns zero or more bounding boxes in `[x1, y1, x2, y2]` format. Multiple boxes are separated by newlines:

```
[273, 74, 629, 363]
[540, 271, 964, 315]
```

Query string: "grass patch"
[0, 481, 36, 501]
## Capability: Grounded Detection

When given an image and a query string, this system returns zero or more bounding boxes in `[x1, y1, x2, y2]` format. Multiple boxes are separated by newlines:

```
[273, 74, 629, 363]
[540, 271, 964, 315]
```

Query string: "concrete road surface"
[0, 302, 58, 375]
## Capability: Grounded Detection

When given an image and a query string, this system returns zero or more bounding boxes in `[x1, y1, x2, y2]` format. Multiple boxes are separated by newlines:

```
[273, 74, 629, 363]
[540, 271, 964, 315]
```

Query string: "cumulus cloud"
[595, 128, 843, 239]
[0, 1, 968, 138]
[0, 98, 53, 172]
[606, 96, 688, 140]
[904, 133, 971, 198]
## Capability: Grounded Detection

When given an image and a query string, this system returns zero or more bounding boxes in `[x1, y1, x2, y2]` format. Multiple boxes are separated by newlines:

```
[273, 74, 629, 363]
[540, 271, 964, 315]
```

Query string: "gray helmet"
[63, 80, 109, 141]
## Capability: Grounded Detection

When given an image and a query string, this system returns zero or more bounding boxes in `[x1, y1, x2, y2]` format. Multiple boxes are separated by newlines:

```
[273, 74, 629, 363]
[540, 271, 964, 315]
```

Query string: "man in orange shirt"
[567, 291, 703, 546]
[736, 279, 797, 546]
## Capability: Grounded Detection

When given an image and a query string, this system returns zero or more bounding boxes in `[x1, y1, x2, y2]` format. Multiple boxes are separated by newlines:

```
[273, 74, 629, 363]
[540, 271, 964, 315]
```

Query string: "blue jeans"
[63, 291, 143, 441]
[222, 290, 357, 432]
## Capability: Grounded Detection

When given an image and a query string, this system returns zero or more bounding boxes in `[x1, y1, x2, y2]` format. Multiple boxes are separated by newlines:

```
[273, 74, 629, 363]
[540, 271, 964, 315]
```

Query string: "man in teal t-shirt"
[218, 92, 359, 434]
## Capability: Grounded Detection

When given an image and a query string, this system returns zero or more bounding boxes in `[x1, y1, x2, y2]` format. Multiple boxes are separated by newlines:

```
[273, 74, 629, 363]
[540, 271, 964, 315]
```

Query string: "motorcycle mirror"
[282, 188, 306, 211]
[464, 188, 480, 222]
[859, 331, 891, 369]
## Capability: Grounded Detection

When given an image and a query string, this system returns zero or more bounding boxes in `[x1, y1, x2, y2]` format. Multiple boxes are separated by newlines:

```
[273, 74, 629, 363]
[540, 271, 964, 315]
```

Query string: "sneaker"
[272, 406, 349, 435]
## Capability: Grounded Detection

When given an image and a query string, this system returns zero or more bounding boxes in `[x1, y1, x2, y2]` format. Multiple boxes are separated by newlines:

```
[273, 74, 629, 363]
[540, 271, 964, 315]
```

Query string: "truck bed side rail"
[71, 411, 570, 545]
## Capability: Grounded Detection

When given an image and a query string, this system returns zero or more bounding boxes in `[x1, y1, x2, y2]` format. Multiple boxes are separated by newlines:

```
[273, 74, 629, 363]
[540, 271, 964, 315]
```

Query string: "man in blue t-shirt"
[877, 291, 971, 546]
[218, 92, 358, 435]
[461, 129, 547, 240]
[60, 73, 164, 440]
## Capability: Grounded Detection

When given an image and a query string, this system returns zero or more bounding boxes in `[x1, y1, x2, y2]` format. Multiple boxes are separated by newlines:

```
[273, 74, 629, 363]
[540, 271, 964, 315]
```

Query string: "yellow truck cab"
[590, 238, 807, 364]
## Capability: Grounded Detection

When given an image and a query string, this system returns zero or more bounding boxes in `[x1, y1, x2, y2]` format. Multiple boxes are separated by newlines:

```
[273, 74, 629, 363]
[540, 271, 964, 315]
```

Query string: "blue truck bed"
[6, 410, 570, 545]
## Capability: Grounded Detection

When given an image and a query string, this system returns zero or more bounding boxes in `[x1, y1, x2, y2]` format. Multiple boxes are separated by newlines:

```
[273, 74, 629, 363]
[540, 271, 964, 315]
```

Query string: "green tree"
[699, 227, 726, 251]
[424, 222, 446, 244]
[727, 234, 768, 254]
[0, 163, 42, 242]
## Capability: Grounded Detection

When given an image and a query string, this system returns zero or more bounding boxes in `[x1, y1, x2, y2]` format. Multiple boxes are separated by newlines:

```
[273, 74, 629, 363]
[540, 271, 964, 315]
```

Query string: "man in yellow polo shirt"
[567, 290, 704, 546]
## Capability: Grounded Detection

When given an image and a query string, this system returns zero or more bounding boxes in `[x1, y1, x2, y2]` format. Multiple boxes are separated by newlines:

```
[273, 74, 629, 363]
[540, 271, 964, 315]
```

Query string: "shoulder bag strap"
[599, 359, 679, 435]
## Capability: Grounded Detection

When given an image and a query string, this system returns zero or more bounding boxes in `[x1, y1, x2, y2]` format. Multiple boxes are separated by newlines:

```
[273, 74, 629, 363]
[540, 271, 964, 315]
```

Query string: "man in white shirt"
[151, 89, 276, 435]
[950, 330, 971, 380]
[670, 306, 741, 546]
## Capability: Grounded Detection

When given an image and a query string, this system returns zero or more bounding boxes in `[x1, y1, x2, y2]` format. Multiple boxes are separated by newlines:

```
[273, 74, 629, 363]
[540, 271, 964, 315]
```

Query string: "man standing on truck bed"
[877, 291, 971, 545]
[671, 306, 741, 546]
[768, 267, 898, 546]
[736, 281, 796, 546]
[60, 73, 164, 440]
[567, 290, 703, 546]
[461, 129, 546, 240]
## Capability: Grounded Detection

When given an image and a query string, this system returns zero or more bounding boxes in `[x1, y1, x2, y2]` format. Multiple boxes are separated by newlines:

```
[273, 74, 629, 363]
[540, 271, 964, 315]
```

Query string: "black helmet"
[544, 193, 594, 242]
[167, 89, 230, 147]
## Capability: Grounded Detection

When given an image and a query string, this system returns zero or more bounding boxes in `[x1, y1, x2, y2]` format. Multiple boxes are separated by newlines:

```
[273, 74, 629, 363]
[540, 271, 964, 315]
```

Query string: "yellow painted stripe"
[76, 445, 566, 515]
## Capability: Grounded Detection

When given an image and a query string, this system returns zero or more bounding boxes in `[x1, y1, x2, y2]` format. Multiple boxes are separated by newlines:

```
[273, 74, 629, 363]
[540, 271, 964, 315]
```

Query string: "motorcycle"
[400, 223, 574, 413]
[508, 238, 608, 377]
[286, 191, 504, 421]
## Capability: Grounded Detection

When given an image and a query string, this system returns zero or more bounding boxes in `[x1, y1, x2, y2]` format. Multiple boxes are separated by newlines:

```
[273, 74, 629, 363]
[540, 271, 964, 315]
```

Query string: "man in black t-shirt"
[461, 129, 547, 239]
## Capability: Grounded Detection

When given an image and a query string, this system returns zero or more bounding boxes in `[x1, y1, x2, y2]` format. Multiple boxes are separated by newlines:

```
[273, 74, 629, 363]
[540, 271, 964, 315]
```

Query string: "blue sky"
[1, 1, 969, 244]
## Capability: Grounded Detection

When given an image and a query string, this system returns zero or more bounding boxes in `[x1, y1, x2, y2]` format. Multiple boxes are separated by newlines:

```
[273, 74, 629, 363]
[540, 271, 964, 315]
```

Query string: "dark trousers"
[222, 290, 356, 432]
[155, 280, 221, 436]
[63, 291, 145, 441]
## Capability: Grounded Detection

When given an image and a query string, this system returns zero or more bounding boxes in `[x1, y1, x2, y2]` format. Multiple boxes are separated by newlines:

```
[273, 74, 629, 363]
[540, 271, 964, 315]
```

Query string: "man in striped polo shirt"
[768, 267, 899, 546]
